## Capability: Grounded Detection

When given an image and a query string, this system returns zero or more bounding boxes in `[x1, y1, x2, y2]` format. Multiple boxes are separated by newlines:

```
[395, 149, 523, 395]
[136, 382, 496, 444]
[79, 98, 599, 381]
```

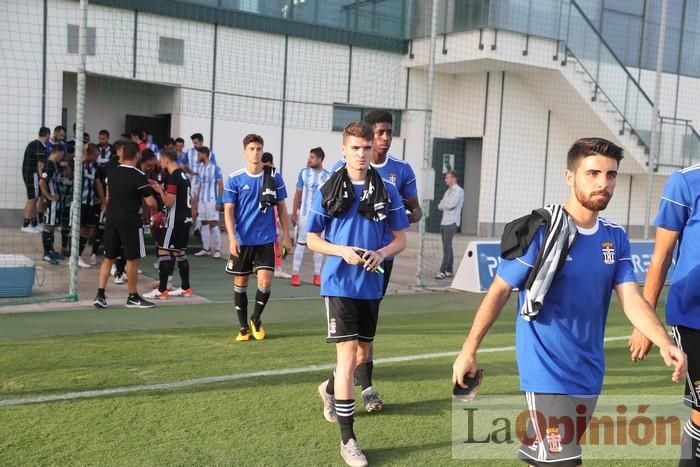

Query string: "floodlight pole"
[69, 0, 88, 300]
[416, 0, 440, 287]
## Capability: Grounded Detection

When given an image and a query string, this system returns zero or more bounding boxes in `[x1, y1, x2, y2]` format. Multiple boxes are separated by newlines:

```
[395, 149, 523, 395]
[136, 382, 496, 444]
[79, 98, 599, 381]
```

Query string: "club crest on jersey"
[693, 380, 700, 399]
[329, 318, 337, 335]
[388, 173, 397, 184]
[546, 427, 563, 453]
[601, 241, 615, 265]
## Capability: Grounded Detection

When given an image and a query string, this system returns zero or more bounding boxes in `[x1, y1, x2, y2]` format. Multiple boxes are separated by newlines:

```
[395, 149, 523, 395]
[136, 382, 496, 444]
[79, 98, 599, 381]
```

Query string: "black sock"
[176, 256, 190, 290]
[79, 235, 88, 256]
[92, 227, 104, 255]
[97, 288, 105, 296]
[41, 230, 53, 254]
[357, 361, 374, 391]
[61, 226, 70, 252]
[680, 419, 700, 465]
[326, 371, 335, 395]
[23, 218, 30, 227]
[335, 399, 356, 444]
[250, 287, 271, 324]
[128, 292, 139, 299]
[158, 257, 173, 292]
[234, 286, 248, 329]
[115, 257, 126, 276]
[31, 217, 38, 227]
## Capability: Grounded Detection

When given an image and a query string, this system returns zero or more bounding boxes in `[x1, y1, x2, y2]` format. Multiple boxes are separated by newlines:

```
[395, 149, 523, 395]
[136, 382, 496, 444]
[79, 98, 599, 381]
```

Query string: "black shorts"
[325, 296, 381, 343]
[672, 325, 700, 411]
[24, 174, 38, 199]
[104, 225, 146, 261]
[518, 393, 598, 466]
[382, 259, 394, 297]
[80, 204, 100, 227]
[159, 221, 190, 252]
[225, 243, 275, 275]
[43, 199, 59, 226]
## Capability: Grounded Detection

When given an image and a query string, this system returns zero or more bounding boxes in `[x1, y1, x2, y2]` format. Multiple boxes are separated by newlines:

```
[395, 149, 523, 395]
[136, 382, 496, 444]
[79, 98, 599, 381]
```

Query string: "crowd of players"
[19, 110, 700, 467]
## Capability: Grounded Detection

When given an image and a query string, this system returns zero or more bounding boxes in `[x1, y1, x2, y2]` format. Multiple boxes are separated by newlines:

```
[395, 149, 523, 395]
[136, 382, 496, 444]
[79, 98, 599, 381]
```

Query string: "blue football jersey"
[654, 164, 700, 330]
[497, 217, 636, 395]
[331, 155, 418, 200]
[222, 168, 287, 245]
[307, 180, 409, 300]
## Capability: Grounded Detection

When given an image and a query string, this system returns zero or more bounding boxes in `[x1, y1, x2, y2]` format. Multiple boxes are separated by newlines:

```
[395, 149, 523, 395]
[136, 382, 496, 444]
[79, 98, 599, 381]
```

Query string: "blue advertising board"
[461, 241, 675, 292]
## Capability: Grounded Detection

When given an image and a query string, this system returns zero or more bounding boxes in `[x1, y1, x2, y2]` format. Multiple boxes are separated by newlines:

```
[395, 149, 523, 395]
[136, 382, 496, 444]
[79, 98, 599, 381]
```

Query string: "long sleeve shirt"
[437, 184, 464, 226]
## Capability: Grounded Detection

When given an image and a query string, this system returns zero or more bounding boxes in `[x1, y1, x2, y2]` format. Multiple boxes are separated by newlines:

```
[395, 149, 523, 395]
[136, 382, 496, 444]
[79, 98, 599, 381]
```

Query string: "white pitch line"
[0, 335, 630, 408]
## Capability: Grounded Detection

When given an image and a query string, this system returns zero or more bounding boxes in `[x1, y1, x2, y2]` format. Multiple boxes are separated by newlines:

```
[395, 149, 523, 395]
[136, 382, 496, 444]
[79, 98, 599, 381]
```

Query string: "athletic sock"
[200, 224, 210, 251]
[210, 225, 221, 252]
[92, 226, 104, 255]
[97, 288, 105, 296]
[31, 217, 38, 227]
[115, 257, 126, 276]
[356, 361, 374, 390]
[326, 371, 335, 395]
[79, 235, 88, 256]
[41, 229, 54, 254]
[23, 218, 30, 228]
[335, 399, 356, 444]
[158, 256, 172, 292]
[176, 255, 190, 290]
[234, 285, 248, 329]
[292, 243, 305, 273]
[680, 419, 700, 465]
[250, 287, 271, 324]
[313, 252, 323, 274]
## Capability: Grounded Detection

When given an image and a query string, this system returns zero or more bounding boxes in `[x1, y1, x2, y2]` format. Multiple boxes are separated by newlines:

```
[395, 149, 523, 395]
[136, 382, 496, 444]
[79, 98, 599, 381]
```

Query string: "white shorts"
[198, 200, 220, 222]
[296, 215, 309, 244]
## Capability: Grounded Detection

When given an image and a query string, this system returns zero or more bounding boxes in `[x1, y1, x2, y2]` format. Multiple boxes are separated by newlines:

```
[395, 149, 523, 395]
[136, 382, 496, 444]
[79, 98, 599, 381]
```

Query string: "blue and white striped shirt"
[296, 167, 331, 217]
[198, 161, 223, 203]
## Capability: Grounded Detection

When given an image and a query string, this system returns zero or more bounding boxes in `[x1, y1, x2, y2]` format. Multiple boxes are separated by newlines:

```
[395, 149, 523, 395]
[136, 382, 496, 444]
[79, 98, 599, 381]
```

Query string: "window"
[67, 24, 96, 55]
[159, 37, 185, 65]
[332, 105, 402, 136]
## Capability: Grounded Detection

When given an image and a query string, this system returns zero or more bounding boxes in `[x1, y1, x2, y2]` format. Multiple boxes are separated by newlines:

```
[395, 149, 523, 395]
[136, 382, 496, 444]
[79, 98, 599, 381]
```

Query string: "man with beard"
[451, 137, 686, 466]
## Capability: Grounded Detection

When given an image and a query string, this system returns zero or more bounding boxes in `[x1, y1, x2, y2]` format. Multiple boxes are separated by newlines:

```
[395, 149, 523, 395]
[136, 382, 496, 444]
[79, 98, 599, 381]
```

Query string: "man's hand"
[340, 246, 362, 265]
[291, 212, 298, 226]
[409, 206, 422, 224]
[229, 237, 240, 257]
[360, 249, 384, 272]
[660, 345, 687, 383]
[282, 235, 292, 252]
[452, 351, 478, 389]
[47, 194, 58, 202]
[629, 328, 653, 362]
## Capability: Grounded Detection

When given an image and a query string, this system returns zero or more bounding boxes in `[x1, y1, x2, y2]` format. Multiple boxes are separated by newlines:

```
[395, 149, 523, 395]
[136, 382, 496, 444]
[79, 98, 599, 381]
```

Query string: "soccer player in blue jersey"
[330, 109, 422, 412]
[193, 146, 223, 258]
[452, 138, 686, 466]
[291, 147, 330, 287]
[308, 121, 408, 467]
[223, 134, 291, 341]
[628, 162, 700, 464]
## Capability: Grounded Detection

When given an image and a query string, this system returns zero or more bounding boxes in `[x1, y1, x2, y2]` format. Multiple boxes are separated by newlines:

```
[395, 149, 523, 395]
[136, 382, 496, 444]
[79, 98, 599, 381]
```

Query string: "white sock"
[200, 223, 210, 251]
[313, 252, 323, 274]
[211, 224, 221, 252]
[293, 243, 305, 273]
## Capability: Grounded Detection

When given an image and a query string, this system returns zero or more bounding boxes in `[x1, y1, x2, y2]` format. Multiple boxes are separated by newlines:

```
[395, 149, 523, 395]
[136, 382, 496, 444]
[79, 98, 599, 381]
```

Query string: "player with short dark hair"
[21, 126, 51, 233]
[38, 146, 65, 265]
[93, 141, 158, 309]
[72, 143, 105, 269]
[291, 146, 330, 286]
[89, 130, 114, 263]
[223, 133, 291, 341]
[192, 146, 223, 259]
[308, 121, 408, 467]
[144, 149, 194, 299]
[451, 137, 686, 466]
[627, 160, 700, 465]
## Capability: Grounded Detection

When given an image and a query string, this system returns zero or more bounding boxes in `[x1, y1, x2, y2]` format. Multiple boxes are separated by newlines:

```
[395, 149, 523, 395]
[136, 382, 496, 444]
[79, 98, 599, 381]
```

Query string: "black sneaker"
[93, 293, 107, 309]
[125, 294, 155, 309]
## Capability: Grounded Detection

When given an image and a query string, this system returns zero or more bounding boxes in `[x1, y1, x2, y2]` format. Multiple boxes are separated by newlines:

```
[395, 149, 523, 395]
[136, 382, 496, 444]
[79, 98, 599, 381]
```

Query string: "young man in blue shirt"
[329, 110, 422, 412]
[452, 138, 686, 466]
[223, 134, 291, 341]
[308, 121, 409, 467]
[628, 162, 700, 465]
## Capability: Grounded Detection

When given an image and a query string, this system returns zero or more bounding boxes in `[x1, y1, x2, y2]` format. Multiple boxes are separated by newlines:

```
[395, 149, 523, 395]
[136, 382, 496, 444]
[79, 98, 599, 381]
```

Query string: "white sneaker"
[78, 257, 91, 268]
[274, 269, 292, 279]
[114, 274, 125, 284]
[21, 225, 37, 233]
[144, 288, 167, 300]
[318, 380, 337, 423]
[137, 269, 143, 274]
[169, 287, 184, 297]
[89, 254, 98, 265]
[340, 439, 368, 467]
[212, 250, 221, 258]
[194, 249, 210, 257]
